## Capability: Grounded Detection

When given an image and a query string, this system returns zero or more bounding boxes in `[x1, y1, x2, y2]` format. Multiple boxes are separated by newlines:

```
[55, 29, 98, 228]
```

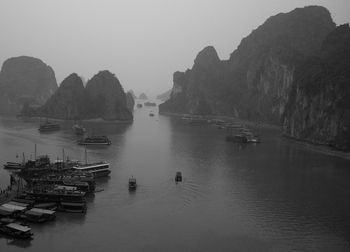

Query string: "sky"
[0, 0, 349, 97]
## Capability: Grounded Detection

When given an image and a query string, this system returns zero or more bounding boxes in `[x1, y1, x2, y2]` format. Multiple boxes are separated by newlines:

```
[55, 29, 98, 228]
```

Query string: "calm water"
[1, 105, 350, 251]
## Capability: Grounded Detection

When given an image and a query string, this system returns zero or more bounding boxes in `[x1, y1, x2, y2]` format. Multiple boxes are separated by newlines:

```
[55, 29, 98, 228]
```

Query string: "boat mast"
[22, 152, 25, 165]
[62, 148, 65, 168]
[34, 144, 37, 160]
[85, 147, 88, 165]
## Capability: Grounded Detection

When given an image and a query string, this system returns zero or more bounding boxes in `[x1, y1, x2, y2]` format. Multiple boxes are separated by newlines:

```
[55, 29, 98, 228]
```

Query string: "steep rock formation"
[126, 91, 135, 112]
[160, 46, 228, 115]
[283, 24, 350, 151]
[85, 70, 132, 120]
[0, 56, 57, 114]
[156, 89, 172, 101]
[160, 6, 335, 122]
[22, 71, 133, 121]
[35, 73, 87, 119]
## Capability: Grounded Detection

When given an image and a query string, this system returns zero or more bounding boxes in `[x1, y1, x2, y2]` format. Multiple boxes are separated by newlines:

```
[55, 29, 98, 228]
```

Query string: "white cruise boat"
[72, 162, 111, 178]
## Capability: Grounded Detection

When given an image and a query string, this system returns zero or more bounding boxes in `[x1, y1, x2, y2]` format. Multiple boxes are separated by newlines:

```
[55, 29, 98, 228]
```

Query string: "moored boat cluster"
[1, 148, 111, 240]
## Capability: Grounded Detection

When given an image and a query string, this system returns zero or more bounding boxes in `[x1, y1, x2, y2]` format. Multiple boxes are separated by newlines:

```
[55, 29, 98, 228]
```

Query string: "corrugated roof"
[6, 223, 31, 232]
[30, 208, 55, 215]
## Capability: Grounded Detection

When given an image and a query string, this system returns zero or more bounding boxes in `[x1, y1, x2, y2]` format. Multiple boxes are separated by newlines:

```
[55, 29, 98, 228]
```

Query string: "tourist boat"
[3, 162, 24, 170]
[136, 104, 143, 108]
[38, 121, 60, 132]
[72, 123, 86, 135]
[72, 162, 111, 178]
[78, 136, 111, 145]
[128, 177, 137, 190]
[149, 112, 155, 117]
[59, 201, 87, 213]
[25, 185, 86, 205]
[0, 222, 33, 239]
[175, 172, 182, 182]
[20, 208, 56, 223]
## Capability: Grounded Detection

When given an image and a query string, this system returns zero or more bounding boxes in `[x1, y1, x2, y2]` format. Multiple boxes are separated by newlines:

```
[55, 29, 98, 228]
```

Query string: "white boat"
[72, 162, 111, 178]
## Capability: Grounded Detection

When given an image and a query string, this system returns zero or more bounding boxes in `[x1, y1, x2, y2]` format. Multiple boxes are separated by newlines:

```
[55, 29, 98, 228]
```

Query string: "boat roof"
[8, 201, 29, 207]
[2, 204, 27, 211]
[25, 210, 43, 216]
[30, 208, 55, 215]
[55, 185, 77, 191]
[73, 162, 109, 170]
[33, 202, 57, 208]
[6, 223, 31, 232]
[0, 208, 14, 215]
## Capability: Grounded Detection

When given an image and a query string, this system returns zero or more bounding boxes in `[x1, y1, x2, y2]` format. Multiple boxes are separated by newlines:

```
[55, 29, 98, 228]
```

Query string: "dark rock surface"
[22, 71, 133, 121]
[282, 24, 350, 151]
[0, 56, 57, 114]
[160, 6, 350, 150]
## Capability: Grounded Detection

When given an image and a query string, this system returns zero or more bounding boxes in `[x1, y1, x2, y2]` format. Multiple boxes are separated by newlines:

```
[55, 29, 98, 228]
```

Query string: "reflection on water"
[1, 107, 350, 251]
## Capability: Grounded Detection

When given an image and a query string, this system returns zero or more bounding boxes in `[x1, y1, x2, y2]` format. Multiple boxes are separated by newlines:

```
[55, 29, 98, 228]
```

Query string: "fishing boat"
[128, 177, 137, 190]
[0, 222, 33, 239]
[78, 136, 111, 145]
[38, 121, 60, 132]
[175, 172, 182, 182]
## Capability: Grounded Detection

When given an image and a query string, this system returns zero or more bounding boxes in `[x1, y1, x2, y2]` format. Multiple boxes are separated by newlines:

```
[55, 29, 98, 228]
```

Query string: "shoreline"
[160, 111, 350, 160]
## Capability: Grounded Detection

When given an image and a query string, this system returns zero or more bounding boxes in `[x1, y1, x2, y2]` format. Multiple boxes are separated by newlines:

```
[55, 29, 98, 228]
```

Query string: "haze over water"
[0, 104, 350, 251]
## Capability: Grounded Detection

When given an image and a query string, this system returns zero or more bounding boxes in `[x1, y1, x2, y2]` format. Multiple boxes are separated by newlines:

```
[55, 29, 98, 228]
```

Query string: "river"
[0, 104, 350, 251]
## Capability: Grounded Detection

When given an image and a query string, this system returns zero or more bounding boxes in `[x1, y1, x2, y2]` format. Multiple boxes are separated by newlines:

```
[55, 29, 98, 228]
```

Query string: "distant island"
[21, 70, 133, 121]
[139, 93, 148, 100]
[159, 6, 350, 151]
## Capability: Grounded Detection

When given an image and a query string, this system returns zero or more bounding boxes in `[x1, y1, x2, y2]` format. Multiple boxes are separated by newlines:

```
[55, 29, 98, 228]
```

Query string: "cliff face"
[283, 24, 350, 151]
[22, 71, 133, 121]
[85, 71, 132, 120]
[160, 6, 335, 122]
[0, 56, 57, 114]
[126, 91, 135, 112]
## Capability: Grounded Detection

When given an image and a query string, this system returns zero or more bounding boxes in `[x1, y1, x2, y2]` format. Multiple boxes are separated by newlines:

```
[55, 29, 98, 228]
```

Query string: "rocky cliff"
[160, 6, 335, 122]
[156, 89, 172, 101]
[22, 71, 133, 121]
[126, 91, 135, 112]
[0, 56, 57, 114]
[282, 24, 350, 151]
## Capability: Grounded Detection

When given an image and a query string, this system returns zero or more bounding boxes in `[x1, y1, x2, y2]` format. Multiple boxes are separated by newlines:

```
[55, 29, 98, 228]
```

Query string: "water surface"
[0, 106, 350, 251]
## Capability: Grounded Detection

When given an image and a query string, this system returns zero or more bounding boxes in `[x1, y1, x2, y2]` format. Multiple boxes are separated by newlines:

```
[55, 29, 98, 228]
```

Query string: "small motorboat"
[175, 172, 182, 182]
[129, 177, 137, 190]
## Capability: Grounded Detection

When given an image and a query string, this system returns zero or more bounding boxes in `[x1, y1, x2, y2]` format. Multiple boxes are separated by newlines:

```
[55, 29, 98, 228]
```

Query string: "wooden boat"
[20, 208, 56, 223]
[39, 121, 60, 132]
[128, 177, 137, 190]
[175, 172, 182, 182]
[59, 202, 86, 213]
[3, 162, 24, 170]
[0, 222, 33, 239]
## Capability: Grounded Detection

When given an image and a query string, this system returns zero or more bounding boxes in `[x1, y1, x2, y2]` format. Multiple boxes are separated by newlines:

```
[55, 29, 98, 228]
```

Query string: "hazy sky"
[0, 0, 349, 96]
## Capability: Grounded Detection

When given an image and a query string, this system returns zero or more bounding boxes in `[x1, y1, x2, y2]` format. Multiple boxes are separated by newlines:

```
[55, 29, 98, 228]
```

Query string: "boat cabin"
[129, 177, 137, 190]
[175, 172, 182, 182]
